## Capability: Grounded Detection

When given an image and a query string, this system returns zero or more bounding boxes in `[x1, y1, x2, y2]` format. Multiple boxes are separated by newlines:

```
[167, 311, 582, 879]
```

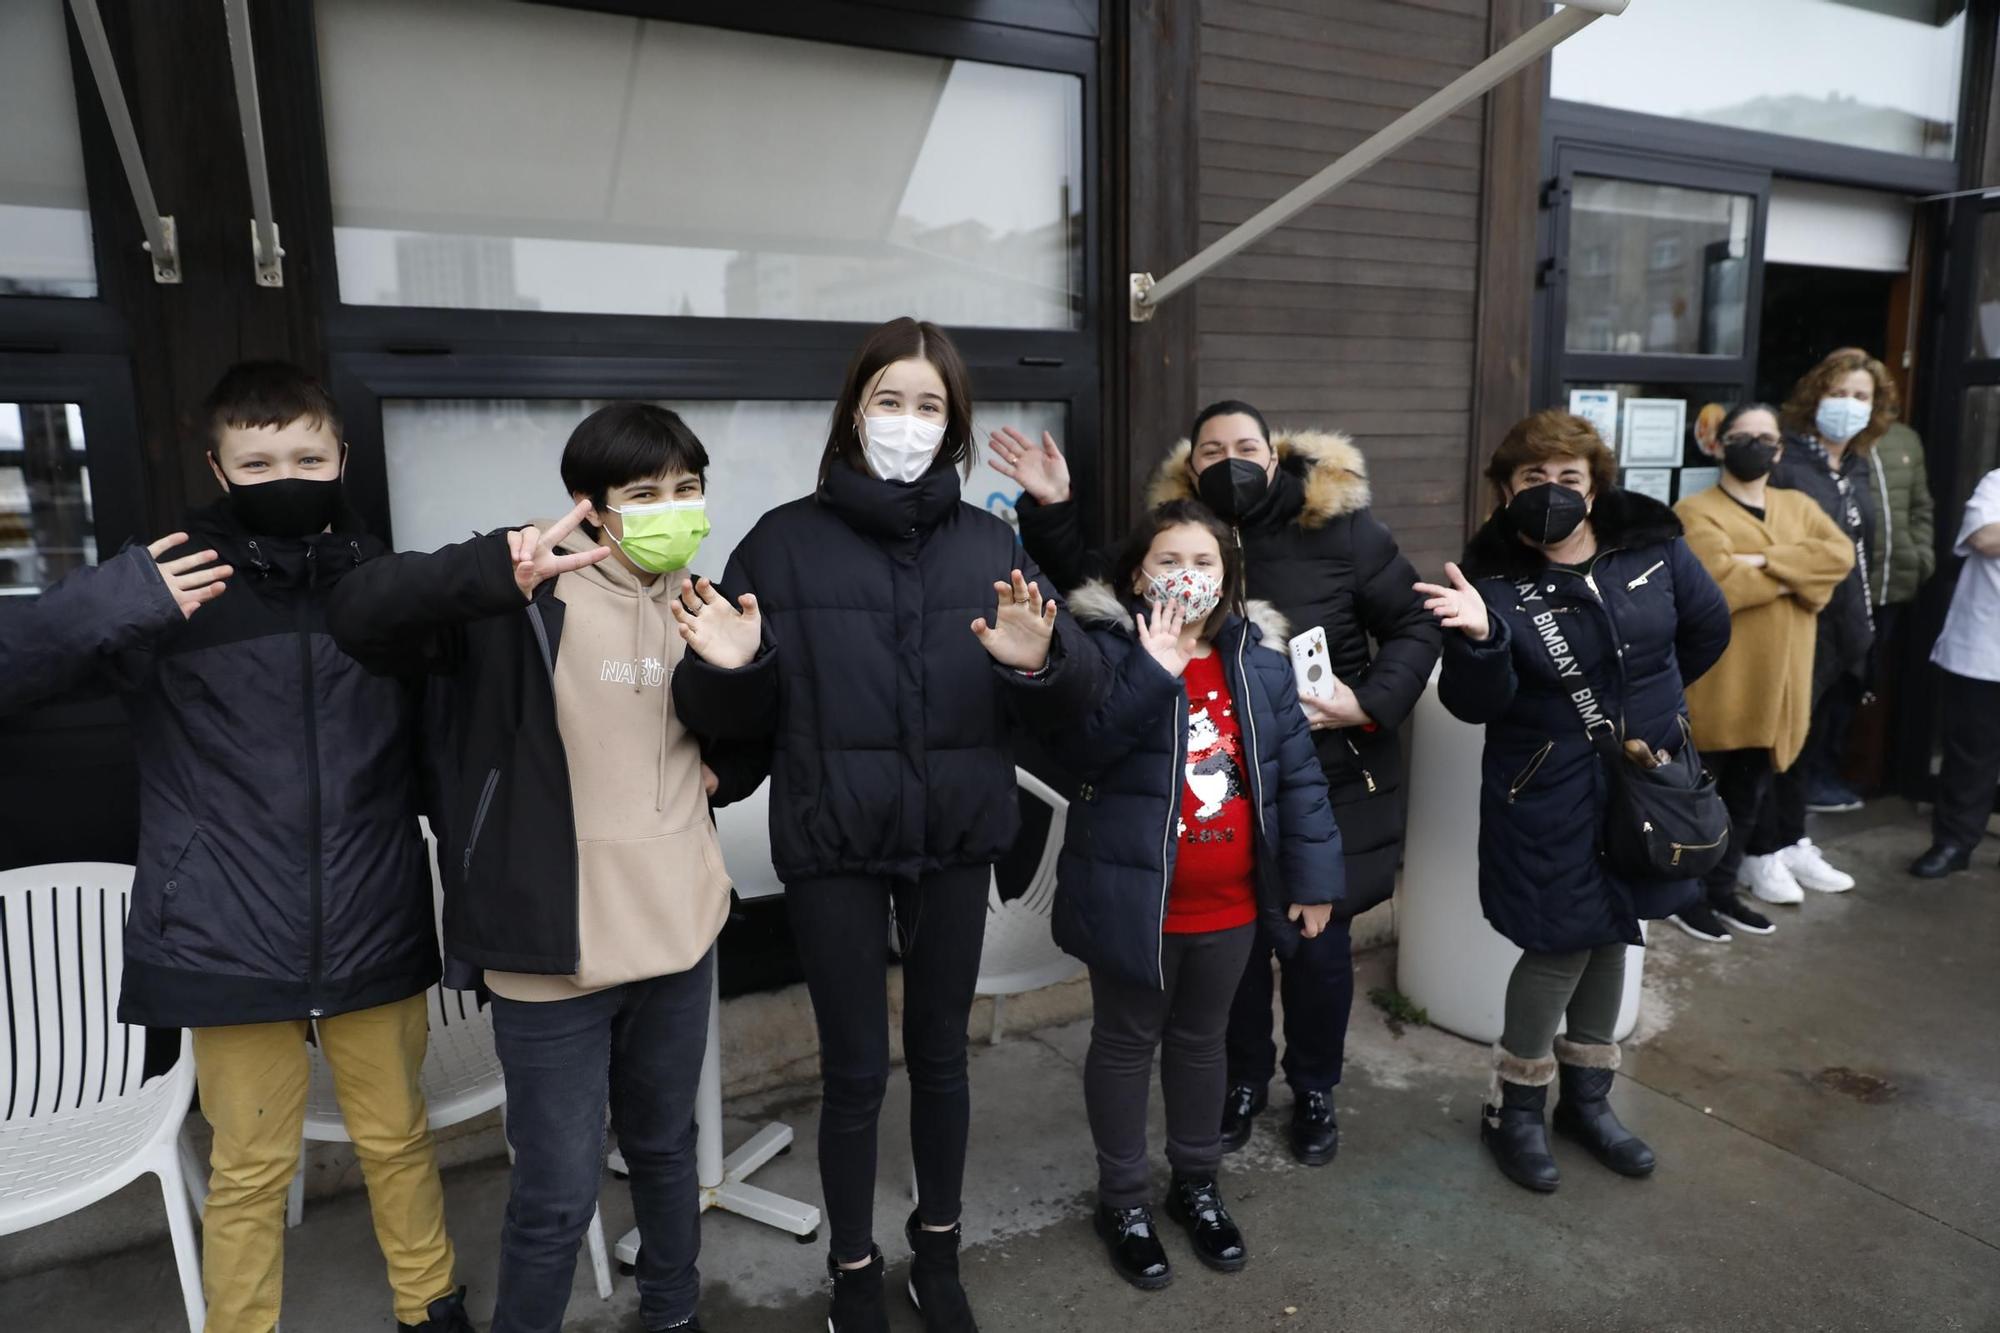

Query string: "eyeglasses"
[1721, 433, 1781, 448]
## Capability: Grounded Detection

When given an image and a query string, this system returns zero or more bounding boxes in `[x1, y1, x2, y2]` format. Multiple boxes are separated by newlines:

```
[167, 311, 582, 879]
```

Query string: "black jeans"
[490, 950, 714, 1333]
[1085, 924, 1256, 1207]
[1704, 748, 1779, 898]
[785, 865, 989, 1263]
[1224, 915, 1353, 1095]
[1933, 669, 2000, 850]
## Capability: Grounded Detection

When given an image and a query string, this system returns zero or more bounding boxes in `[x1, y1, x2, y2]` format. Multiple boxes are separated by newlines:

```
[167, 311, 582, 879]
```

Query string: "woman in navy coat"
[1417, 409, 1730, 1194]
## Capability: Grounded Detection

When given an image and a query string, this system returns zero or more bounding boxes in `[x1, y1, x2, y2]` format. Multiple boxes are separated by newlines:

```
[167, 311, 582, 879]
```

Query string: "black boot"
[1551, 1038, 1656, 1178]
[1481, 1047, 1559, 1193]
[397, 1286, 476, 1333]
[827, 1247, 889, 1333]
[1289, 1089, 1338, 1166]
[905, 1210, 978, 1332]
[1909, 842, 1972, 878]
[1165, 1176, 1247, 1273]
[1220, 1082, 1265, 1153]
[1093, 1202, 1172, 1291]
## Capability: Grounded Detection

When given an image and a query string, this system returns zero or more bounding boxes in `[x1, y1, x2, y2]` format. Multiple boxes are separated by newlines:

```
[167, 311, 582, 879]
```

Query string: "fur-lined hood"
[1144, 429, 1371, 530]
[1067, 579, 1290, 653]
[1459, 488, 1685, 583]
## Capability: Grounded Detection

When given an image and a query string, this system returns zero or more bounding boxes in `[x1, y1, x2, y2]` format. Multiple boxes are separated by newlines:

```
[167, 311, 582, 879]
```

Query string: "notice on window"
[1621, 468, 1675, 505]
[1568, 389, 1619, 449]
[1620, 398, 1686, 467]
[1679, 467, 1722, 500]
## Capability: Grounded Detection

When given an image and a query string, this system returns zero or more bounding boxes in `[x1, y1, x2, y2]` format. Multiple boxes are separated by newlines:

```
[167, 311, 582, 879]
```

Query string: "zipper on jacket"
[1507, 741, 1555, 804]
[1342, 733, 1377, 794]
[461, 768, 502, 878]
[1155, 698, 1187, 990]
[1871, 458, 1892, 606]
[1576, 567, 1631, 738]
[299, 544, 325, 1016]
[1233, 631, 1268, 840]
[1625, 560, 1665, 590]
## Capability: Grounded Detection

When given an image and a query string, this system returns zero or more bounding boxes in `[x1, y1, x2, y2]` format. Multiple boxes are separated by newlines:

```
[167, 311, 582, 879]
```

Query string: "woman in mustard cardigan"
[1672, 403, 1857, 942]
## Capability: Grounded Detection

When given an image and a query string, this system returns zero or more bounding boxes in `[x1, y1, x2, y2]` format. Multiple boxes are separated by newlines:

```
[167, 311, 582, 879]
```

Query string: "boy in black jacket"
[3, 362, 472, 1332]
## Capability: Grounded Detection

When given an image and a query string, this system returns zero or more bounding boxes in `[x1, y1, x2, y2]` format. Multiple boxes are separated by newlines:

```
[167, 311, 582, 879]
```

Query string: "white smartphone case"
[1289, 627, 1336, 703]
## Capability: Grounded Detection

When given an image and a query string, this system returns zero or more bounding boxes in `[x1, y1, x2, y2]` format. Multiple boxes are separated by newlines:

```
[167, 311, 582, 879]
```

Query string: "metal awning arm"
[1131, 0, 1631, 321]
[223, 0, 284, 286]
[66, 0, 180, 284]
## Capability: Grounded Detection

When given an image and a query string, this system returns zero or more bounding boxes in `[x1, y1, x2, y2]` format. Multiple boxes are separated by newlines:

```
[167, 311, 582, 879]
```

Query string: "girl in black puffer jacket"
[1049, 501, 1341, 1294]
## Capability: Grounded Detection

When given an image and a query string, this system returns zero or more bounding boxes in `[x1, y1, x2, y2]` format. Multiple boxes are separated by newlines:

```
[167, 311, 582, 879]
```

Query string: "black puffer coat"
[1018, 430, 1439, 915]
[1440, 490, 1731, 954]
[1773, 438, 1875, 697]
[1047, 583, 1343, 990]
[673, 463, 1103, 884]
[8, 504, 439, 1027]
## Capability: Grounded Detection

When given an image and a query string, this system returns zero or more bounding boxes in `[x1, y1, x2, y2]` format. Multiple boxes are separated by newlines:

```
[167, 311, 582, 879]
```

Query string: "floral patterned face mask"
[1144, 567, 1223, 622]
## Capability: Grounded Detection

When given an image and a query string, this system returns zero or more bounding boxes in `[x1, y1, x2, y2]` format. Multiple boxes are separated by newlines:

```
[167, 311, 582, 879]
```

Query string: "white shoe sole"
[1714, 912, 1776, 936]
[1749, 885, 1805, 905]
[1668, 914, 1731, 943]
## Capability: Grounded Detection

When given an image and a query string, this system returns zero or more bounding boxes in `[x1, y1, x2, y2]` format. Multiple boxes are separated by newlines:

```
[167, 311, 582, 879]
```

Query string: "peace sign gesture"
[1413, 562, 1491, 642]
[1136, 599, 1195, 678]
[972, 569, 1057, 671]
[509, 500, 611, 600]
[671, 577, 763, 670]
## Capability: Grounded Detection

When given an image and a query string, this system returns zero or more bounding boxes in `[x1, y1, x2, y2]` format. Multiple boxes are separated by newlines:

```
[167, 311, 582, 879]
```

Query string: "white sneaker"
[1741, 852, 1805, 905]
[1783, 838, 1856, 893]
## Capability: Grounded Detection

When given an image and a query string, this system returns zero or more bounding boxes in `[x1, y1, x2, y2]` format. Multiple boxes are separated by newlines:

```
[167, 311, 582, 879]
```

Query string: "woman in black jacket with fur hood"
[994, 400, 1439, 1165]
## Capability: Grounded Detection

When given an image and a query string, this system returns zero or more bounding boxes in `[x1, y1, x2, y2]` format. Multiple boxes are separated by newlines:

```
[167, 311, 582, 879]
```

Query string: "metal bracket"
[251, 219, 285, 287]
[1129, 272, 1157, 323]
[146, 215, 183, 285]
[67, 0, 180, 285]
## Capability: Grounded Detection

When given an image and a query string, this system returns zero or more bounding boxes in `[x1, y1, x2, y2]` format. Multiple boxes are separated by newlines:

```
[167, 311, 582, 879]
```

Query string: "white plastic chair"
[974, 768, 1081, 1041]
[0, 863, 203, 1331]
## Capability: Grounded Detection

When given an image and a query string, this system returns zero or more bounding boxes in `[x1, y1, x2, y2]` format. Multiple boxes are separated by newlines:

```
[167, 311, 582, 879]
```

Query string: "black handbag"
[1532, 619, 1730, 882]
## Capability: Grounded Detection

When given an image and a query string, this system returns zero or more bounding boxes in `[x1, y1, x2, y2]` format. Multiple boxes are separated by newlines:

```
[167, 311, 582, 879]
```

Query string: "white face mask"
[1815, 396, 1872, 444]
[861, 413, 946, 484]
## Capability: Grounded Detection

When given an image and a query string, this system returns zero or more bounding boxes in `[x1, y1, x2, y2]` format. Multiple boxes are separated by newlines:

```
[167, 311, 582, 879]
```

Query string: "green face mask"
[605, 499, 711, 574]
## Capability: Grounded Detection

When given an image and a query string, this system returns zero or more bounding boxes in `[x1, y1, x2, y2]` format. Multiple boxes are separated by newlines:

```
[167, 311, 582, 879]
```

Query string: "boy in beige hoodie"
[331, 403, 765, 1333]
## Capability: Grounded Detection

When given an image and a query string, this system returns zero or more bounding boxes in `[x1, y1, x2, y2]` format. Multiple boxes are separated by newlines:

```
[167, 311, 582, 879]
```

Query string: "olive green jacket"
[1861, 422, 1936, 606]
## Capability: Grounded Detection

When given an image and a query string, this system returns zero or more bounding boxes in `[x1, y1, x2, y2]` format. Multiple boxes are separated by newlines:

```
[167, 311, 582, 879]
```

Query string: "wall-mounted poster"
[1568, 388, 1619, 448]
[1621, 468, 1675, 505]
[1620, 398, 1686, 467]
[1679, 467, 1722, 499]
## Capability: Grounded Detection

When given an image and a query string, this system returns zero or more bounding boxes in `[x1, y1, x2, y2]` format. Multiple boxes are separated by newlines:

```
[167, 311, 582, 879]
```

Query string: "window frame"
[0, 352, 148, 586]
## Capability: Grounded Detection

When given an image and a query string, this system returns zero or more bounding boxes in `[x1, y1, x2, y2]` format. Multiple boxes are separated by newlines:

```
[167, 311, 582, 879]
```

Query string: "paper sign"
[1678, 467, 1721, 499]
[1621, 468, 1675, 504]
[1621, 398, 1687, 467]
[1569, 389, 1619, 449]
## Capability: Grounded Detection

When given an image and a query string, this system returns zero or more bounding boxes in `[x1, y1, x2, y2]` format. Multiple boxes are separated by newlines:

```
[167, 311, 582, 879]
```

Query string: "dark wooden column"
[1113, 0, 1200, 533]
[1466, 0, 1546, 538]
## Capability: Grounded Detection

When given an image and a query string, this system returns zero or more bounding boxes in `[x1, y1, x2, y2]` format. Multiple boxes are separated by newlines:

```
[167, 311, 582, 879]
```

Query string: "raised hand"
[1413, 562, 1490, 642]
[511, 500, 611, 600]
[986, 427, 1072, 505]
[147, 533, 232, 619]
[1288, 902, 1332, 940]
[972, 569, 1057, 672]
[670, 578, 762, 670]
[1136, 598, 1195, 678]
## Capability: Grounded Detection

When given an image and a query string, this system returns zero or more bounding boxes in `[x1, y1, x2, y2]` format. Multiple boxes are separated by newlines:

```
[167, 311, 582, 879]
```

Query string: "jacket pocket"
[461, 768, 501, 879]
[1507, 741, 1556, 804]
[157, 826, 204, 941]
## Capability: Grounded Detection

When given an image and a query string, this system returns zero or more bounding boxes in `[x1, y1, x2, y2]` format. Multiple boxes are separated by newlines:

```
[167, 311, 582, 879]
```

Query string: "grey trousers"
[1084, 924, 1256, 1207]
[1500, 944, 1626, 1061]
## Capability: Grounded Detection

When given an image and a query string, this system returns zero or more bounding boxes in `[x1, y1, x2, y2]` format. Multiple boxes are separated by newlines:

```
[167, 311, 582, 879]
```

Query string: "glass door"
[1537, 147, 1770, 504]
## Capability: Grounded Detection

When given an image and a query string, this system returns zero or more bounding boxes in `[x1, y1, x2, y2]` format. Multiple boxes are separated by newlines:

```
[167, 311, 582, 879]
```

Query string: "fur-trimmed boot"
[1481, 1045, 1560, 1193]
[1551, 1037, 1656, 1177]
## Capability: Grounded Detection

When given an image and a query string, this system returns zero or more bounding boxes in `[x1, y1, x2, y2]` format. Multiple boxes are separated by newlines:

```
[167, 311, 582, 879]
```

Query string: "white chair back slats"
[1, 870, 147, 1123]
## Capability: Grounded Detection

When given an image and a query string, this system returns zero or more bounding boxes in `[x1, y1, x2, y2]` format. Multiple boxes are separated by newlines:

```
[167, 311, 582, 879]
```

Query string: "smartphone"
[1289, 627, 1336, 704]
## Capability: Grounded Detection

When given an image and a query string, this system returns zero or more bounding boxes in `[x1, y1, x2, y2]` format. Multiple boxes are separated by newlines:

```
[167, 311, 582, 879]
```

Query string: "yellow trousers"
[192, 993, 457, 1331]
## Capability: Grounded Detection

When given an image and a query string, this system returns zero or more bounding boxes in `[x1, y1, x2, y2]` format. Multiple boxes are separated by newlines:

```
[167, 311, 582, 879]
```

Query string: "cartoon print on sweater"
[1185, 703, 1246, 822]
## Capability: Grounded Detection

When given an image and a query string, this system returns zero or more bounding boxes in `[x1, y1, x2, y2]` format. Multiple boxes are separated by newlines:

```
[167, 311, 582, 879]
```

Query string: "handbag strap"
[1517, 585, 1624, 760]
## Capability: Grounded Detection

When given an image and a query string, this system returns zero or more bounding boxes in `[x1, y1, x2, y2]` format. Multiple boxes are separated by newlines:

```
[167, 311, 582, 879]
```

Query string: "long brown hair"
[1781, 349, 1900, 453]
[819, 317, 976, 486]
[1111, 500, 1246, 641]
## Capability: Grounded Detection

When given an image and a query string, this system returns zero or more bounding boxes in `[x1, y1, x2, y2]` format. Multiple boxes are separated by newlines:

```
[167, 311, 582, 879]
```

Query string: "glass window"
[0, 402, 96, 594]
[1958, 385, 2000, 506]
[317, 0, 1084, 327]
[0, 4, 97, 297]
[1551, 0, 1966, 160]
[1563, 381, 1741, 501]
[1565, 177, 1753, 356]
[1970, 214, 2000, 360]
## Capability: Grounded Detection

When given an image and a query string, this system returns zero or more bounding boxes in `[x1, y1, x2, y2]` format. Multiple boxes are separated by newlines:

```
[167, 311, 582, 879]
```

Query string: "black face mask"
[1506, 482, 1589, 547]
[223, 476, 343, 539]
[1721, 439, 1779, 482]
[1195, 457, 1270, 523]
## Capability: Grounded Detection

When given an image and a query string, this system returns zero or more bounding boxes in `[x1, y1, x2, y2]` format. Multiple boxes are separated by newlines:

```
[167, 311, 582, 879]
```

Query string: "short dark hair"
[1190, 399, 1270, 446]
[560, 402, 709, 506]
[200, 360, 343, 455]
[820, 316, 975, 486]
[1484, 409, 1617, 501]
[1718, 402, 1783, 439]
[1110, 499, 1246, 642]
